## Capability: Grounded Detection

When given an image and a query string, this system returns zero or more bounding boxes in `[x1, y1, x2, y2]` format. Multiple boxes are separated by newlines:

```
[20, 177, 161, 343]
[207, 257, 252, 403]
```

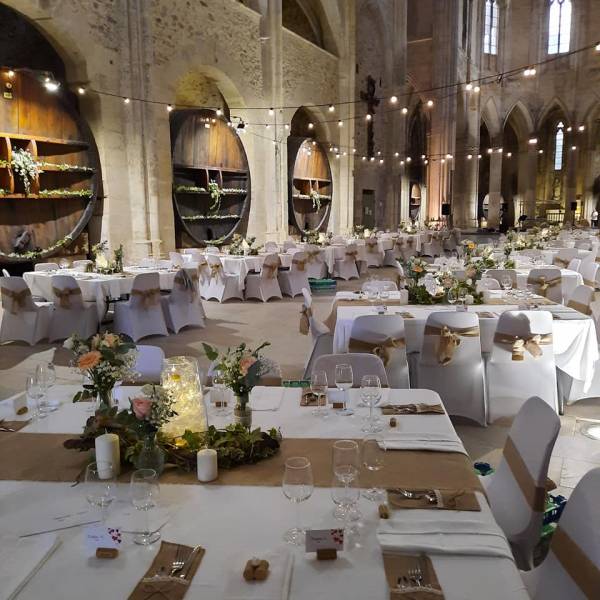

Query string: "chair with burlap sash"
[312, 353, 389, 387]
[299, 288, 333, 379]
[48, 275, 98, 342]
[566, 284, 594, 315]
[113, 272, 168, 342]
[278, 251, 310, 298]
[417, 312, 486, 425]
[204, 255, 243, 303]
[521, 469, 600, 599]
[580, 261, 599, 289]
[333, 244, 359, 280]
[245, 254, 283, 302]
[422, 232, 443, 258]
[304, 244, 327, 279]
[486, 268, 517, 288]
[482, 397, 561, 571]
[0, 276, 52, 345]
[527, 268, 563, 303]
[486, 310, 558, 423]
[552, 248, 578, 269]
[348, 315, 409, 388]
[364, 237, 383, 267]
[161, 268, 206, 333]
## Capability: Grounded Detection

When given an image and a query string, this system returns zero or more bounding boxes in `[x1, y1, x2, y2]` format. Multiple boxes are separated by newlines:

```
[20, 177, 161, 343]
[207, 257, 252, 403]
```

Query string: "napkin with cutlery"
[249, 387, 284, 412]
[378, 432, 466, 454]
[380, 404, 444, 416]
[387, 488, 480, 511]
[223, 549, 294, 600]
[0, 419, 30, 432]
[383, 554, 444, 599]
[0, 533, 61, 600]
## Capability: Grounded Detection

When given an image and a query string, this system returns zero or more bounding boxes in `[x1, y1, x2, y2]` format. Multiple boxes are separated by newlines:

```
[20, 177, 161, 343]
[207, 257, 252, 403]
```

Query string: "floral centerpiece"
[65, 332, 137, 408]
[11, 148, 41, 195]
[404, 256, 429, 283]
[202, 341, 277, 428]
[303, 229, 321, 244]
[228, 233, 245, 255]
[243, 235, 263, 256]
[461, 239, 476, 259]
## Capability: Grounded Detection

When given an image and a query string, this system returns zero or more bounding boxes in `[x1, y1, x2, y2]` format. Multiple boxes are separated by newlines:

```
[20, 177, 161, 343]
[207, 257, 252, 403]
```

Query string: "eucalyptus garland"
[208, 180, 222, 214]
[38, 188, 93, 198]
[11, 148, 40, 194]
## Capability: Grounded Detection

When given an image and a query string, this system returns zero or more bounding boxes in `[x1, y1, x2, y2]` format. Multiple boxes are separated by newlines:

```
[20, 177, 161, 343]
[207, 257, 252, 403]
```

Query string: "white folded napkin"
[335, 291, 356, 300]
[0, 534, 61, 600]
[249, 387, 283, 411]
[379, 432, 466, 454]
[223, 549, 294, 600]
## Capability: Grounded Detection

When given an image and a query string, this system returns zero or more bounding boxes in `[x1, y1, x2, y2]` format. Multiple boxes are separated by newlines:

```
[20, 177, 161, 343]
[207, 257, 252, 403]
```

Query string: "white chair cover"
[349, 315, 409, 388]
[580, 262, 599, 288]
[245, 254, 283, 302]
[300, 288, 333, 378]
[333, 243, 359, 280]
[482, 397, 560, 570]
[417, 311, 486, 425]
[304, 244, 327, 279]
[486, 310, 558, 422]
[34, 263, 59, 272]
[72, 260, 93, 272]
[476, 277, 501, 292]
[486, 269, 517, 287]
[521, 467, 600, 599]
[161, 268, 206, 333]
[204, 255, 243, 302]
[169, 251, 185, 267]
[278, 251, 310, 297]
[527, 268, 563, 303]
[566, 284, 594, 315]
[133, 345, 165, 383]
[553, 248, 578, 267]
[113, 272, 168, 342]
[48, 275, 98, 342]
[205, 246, 220, 255]
[566, 258, 581, 273]
[282, 240, 297, 252]
[0, 276, 51, 345]
[312, 353, 389, 387]
[364, 237, 384, 267]
[264, 241, 279, 253]
[195, 257, 212, 299]
[421, 232, 444, 257]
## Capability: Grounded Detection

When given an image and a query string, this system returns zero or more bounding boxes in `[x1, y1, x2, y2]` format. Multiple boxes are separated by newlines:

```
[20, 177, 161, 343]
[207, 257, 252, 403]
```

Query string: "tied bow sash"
[394, 238, 405, 249]
[406, 237, 414, 247]
[131, 287, 160, 309]
[292, 257, 307, 271]
[424, 324, 480, 365]
[348, 335, 405, 366]
[299, 305, 311, 335]
[174, 273, 198, 302]
[52, 286, 82, 309]
[527, 274, 561, 297]
[366, 240, 379, 253]
[566, 299, 592, 315]
[307, 249, 321, 263]
[262, 259, 280, 279]
[209, 263, 222, 279]
[552, 257, 570, 268]
[493, 332, 552, 360]
[345, 249, 358, 260]
[1, 287, 30, 314]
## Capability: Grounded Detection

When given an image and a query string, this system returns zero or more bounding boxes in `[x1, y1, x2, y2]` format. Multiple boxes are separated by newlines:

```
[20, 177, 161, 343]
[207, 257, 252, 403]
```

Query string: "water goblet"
[447, 288, 458, 306]
[282, 457, 314, 545]
[310, 370, 328, 418]
[84, 461, 117, 524]
[35, 363, 57, 413]
[334, 364, 354, 416]
[331, 474, 361, 523]
[360, 375, 382, 432]
[25, 375, 45, 420]
[332, 439, 359, 487]
[361, 434, 385, 501]
[130, 468, 161, 545]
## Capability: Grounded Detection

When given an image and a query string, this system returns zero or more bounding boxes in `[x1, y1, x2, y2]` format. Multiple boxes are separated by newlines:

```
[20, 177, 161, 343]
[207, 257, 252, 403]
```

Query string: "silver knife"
[179, 545, 202, 580]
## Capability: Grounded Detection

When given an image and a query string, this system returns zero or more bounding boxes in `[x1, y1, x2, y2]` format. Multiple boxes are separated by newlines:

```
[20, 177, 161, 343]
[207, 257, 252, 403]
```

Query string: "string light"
[401, 107, 408, 115]
[566, 126, 572, 132]
[538, 149, 544, 154]
[424, 159, 428, 165]
[497, 148, 503, 153]
[478, 154, 482, 159]
[523, 67, 536, 77]
[400, 160, 405, 166]
[571, 145, 577, 150]
[379, 158, 384, 164]
[474, 85, 480, 93]
[77, 86, 85, 95]
[528, 138, 538, 145]
[406, 157, 412, 163]
[167, 104, 173, 112]
[394, 152, 399, 157]
[284, 123, 289, 130]
[328, 104, 335, 112]
[265, 124, 270, 129]
[377, 151, 381, 156]
[44, 77, 59, 92]
[268, 107, 274, 116]
[123, 97, 130, 104]
[487, 148, 493, 154]
[467, 154, 473, 160]
[426, 100, 434, 107]
[338, 119, 343, 127]
[308, 122, 314, 129]
[215, 108, 222, 116]
[370, 156, 375, 162]
[507, 152, 512, 157]
[465, 82, 473, 91]
[390, 95, 398, 104]
[7, 69, 14, 78]
[421, 154, 426, 159]
[578, 125, 585, 132]
[446, 153, 453, 159]
[362, 156, 366, 161]
[366, 113, 372, 121]
[441, 158, 445, 164]
[596, 42, 600, 52]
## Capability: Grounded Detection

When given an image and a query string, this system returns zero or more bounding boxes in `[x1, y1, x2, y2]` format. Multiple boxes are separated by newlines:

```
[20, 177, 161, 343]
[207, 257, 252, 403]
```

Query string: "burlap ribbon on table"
[348, 336, 405, 366]
[262, 258, 281, 279]
[424, 324, 480, 365]
[502, 435, 546, 512]
[527, 274, 561, 298]
[493, 332, 552, 361]
[553, 257, 570, 268]
[209, 263, 222, 279]
[566, 299, 593, 315]
[1, 287, 30, 314]
[366, 240, 379, 253]
[292, 257, 307, 271]
[174, 272, 198, 302]
[299, 305, 311, 335]
[52, 286, 82, 309]
[551, 527, 600, 599]
[131, 287, 160, 309]
[345, 249, 359, 260]
[307, 249, 321, 263]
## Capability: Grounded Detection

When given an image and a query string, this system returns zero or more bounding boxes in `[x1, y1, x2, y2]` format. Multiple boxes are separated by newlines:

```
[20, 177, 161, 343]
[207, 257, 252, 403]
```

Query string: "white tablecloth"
[0, 386, 528, 599]
[332, 303, 598, 396]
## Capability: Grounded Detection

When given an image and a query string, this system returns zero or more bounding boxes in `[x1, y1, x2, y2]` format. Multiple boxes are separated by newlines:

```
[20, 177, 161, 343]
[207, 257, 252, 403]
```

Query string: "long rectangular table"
[0, 385, 529, 599]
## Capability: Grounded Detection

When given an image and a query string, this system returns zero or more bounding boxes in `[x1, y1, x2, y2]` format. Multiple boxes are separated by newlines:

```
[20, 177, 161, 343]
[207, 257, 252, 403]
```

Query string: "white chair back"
[50, 275, 85, 309]
[260, 254, 281, 280]
[290, 251, 308, 274]
[206, 254, 225, 281]
[477, 277, 501, 292]
[394, 261, 405, 288]
[206, 246, 220, 255]
[72, 260, 92, 272]
[312, 353, 389, 387]
[169, 252, 185, 267]
[566, 258, 581, 272]
[486, 269, 517, 287]
[554, 248, 578, 266]
[580, 262, 599, 287]
[134, 345, 165, 383]
[566, 284, 594, 315]
[128, 272, 162, 310]
[527, 268, 563, 303]
[264, 241, 279, 253]
[485, 396, 561, 570]
[34, 262, 59, 272]
[283, 240, 296, 251]
[171, 268, 199, 303]
[1, 276, 37, 312]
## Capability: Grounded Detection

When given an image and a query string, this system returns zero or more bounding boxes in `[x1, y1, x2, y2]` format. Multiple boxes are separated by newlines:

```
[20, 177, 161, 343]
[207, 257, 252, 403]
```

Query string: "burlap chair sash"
[394, 238, 405, 249]
[552, 527, 600, 599]
[174, 273, 198, 302]
[493, 332, 552, 361]
[406, 237, 414, 247]
[345, 250, 358, 260]
[209, 263, 222, 279]
[1, 287, 30, 314]
[299, 305, 312, 335]
[583, 278, 597, 288]
[348, 336, 405, 366]
[424, 324, 480, 365]
[366, 240, 379, 253]
[527, 274, 561, 297]
[566, 299, 592, 315]
[292, 257, 307, 271]
[502, 435, 546, 512]
[552, 257, 569, 268]
[262, 258, 281, 279]
[52, 286, 82, 309]
[131, 287, 160, 309]
[307, 250, 321, 263]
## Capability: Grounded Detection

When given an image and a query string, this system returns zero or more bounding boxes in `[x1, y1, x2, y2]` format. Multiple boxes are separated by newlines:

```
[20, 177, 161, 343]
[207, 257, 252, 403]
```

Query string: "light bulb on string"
[566, 126, 572, 132]
[426, 100, 434, 108]
[571, 145, 577, 151]
[268, 108, 274, 116]
[77, 86, 85, 95]
[167, 104, 173, 112]
[390, 95, 398, 104]
[528, 138, 538, 145]
[394, 152, 399, 157]
[406, 157, 412, 163]
[465, 82, 473, 91]
[216, 108, 222, 116]
[366, 113, 372, 121]
[538, 149, 544, 154]
[338, 119, 343, 127]
[487, 148, 493, 154]
[578, 125, 585, 132]
[328, 104, 335, 112]
[7, 69, 15, 78]
[400, 160, 405, 166]
[124, 97, 130, 104]
[474, 86, 480, 93]
[308, 122, 314, 130]
[379, 159, 384, 164]
[401, 107, 408, 115]
[467, 154, 473, 160]
[507, 152, 512, 157]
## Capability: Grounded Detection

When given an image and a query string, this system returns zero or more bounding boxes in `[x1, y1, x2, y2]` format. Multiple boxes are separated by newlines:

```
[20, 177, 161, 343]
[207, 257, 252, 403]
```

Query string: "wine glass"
[282, 457, 314, 545]
[210, 370, 230, 416]
[310, 370, 328, 418]
[501, 276, 512, 293]
[59, 258, 70, 270]
[26, 375, 45, 420]
[334, 364, 354, 416]
[332, 439, 359, 487]
[360, 375, 382, 432]
[331, 474, 361, 523]
[35, 363, 57, 413]
[362, 434, 385, 501]
[447, 288, 457, 306]
[84, 461, 116, 524]
[458, 288, 467, 308]
[130, 469, 161, 545]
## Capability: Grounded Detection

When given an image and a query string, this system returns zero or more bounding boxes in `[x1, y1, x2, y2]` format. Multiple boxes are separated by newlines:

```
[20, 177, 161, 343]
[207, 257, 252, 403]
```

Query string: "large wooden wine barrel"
[171, 110, 250, 247]
[0, 70, 100, 263]
[288, 137, 332, 234]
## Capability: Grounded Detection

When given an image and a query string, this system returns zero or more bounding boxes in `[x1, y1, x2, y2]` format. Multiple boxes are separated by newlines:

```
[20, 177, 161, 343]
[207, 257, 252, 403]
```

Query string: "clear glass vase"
[95, 388, 113, 412]
[134, 432, 165, 475]
[233, 394, 252, 429]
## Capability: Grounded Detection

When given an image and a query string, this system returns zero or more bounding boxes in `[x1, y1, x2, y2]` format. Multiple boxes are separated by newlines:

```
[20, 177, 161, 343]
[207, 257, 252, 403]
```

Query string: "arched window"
[483, 0, 498, 55]
[554, 122, 565, 170]
[548, 0, 572, 55]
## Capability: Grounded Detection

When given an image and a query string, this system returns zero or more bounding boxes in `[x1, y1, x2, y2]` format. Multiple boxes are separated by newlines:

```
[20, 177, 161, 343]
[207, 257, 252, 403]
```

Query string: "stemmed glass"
[333, 439, 359, 487]
[84, 461, 116, 524]
[211, 370, 230, 416]
[362, 434, 385, 501]
[334, 364, 354, 416]
[130, 468, 161, 545]
[282, 457, 314, 545]
[360, 375, 382, 432]
[310, 370, 328, 418]
[447, 288, 457, 307]
[331, 474, 361, 526]
[35, 363, 57, 413]
[25, 375, 45, 420]
[458, 288, 467, 309]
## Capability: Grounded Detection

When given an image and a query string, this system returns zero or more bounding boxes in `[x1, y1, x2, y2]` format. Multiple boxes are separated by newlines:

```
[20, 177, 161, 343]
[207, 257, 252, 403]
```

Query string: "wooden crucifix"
[359, 75, 380, 158]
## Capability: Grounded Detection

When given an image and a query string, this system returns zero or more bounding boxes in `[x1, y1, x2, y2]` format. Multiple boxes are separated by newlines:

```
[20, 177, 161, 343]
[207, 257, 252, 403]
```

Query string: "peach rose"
[131, 397, 153, 420]
[78, 351, 101, 370]
[102, 333, 119, 347]
[239, 356, 257, 376]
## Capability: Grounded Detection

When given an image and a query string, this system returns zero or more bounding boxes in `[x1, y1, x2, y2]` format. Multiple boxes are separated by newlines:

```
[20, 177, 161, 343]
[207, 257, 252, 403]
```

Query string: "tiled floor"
[2, 266, 599, 498]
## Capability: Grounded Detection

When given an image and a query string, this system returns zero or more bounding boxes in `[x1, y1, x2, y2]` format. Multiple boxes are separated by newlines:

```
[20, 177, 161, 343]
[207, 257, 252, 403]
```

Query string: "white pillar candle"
[197, 448, 218, 482]
[95, 433, 120, 479]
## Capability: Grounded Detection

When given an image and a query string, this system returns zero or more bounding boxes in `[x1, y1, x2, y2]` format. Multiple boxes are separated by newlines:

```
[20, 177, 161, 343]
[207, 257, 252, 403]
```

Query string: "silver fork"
[408, 566, 423, 587]
[168, 544, 188, 576]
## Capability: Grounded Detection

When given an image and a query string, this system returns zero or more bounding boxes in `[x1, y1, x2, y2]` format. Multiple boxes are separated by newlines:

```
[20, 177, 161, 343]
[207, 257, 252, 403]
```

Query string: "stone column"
[563, 145, 578, 224]
[487, 146, 503, 229]
[520, 145, 538, 220]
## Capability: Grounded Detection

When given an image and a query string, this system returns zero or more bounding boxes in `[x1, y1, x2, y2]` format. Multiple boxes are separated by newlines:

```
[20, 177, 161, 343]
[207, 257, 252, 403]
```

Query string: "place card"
[84, 524, 123, 557]
[305, 529, 344, 555]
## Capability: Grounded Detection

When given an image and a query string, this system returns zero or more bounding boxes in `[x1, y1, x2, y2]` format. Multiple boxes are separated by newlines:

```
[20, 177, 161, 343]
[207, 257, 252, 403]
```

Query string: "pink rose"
[131, 398, 152, 420]
[239, 356, 257, 376]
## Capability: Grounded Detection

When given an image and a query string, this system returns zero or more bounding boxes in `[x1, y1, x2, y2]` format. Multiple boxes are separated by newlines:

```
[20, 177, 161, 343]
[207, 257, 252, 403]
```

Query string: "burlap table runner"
[383, 554, 444, 599]
[324, 299, 408, 330]
[0, 434, 482, 494]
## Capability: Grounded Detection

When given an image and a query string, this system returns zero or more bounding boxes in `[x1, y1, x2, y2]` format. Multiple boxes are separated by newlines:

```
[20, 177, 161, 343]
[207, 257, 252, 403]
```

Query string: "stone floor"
[1, 265, 599, 499]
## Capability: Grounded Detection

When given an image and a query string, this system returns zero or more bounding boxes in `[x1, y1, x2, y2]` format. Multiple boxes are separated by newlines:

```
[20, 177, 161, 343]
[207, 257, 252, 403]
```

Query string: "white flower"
[465, 294, 474, 305]
[63, 337, 74, 350]
[466, 278, 473, 286]
[423, 277, 440, 296]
